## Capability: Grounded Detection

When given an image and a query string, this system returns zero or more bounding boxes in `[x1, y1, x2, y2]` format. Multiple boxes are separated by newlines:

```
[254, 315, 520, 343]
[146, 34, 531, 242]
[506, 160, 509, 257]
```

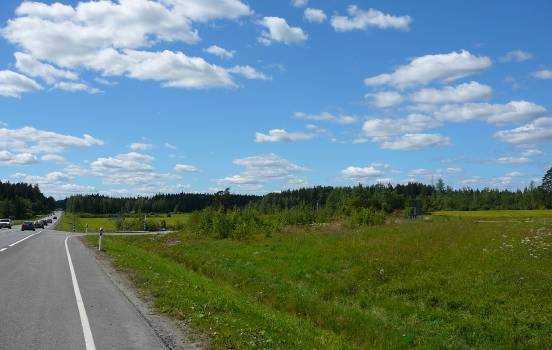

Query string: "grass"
[432, 209, 552, 219]
[57, 213, 191, 232]
[86, 213, 552, 349]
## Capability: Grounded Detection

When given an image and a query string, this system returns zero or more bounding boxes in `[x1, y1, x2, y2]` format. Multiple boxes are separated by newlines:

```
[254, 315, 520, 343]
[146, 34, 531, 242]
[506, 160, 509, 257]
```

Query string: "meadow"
[85, 211, 552, 349]
[57, 213, 191, 232]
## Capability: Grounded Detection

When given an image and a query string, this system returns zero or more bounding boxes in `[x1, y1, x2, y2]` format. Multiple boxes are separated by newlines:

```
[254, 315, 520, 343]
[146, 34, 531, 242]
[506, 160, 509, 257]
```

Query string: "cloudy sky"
[0, 0, 550, 199]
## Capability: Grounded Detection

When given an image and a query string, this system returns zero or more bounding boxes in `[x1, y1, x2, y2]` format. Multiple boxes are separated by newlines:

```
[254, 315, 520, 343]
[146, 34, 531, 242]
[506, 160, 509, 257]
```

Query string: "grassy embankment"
[85, 210, 552, 348]
[58, 213, 190, 232]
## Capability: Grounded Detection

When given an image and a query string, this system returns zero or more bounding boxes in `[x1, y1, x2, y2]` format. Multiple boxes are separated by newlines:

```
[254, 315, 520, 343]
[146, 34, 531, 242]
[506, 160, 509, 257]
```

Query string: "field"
[432, 210, 552, 219]
[57, 213, 191, 232]
[85, 211, 552, 349]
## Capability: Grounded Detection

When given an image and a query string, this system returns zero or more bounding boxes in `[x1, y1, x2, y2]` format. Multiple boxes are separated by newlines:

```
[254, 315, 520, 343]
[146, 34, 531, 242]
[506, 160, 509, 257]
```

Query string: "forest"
[0, 181, 57, 219]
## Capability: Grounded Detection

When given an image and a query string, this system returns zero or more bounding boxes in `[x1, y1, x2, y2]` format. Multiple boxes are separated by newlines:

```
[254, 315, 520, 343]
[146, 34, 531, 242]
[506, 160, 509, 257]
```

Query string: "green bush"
[347, 208, 386, 228]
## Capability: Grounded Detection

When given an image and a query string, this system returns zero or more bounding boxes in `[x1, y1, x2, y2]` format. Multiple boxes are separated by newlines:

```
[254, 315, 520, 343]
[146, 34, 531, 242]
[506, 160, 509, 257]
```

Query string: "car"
[21, 222, 35, 231]
[53, 216, 57, 220]
[0, 218, 12, 229]
[34, 221, 45, 229]
[46, 218, 53, 224]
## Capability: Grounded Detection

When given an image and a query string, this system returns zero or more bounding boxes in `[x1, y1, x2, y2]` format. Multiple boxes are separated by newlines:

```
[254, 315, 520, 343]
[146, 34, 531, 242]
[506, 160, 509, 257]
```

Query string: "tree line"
[0, 181, 56, 219]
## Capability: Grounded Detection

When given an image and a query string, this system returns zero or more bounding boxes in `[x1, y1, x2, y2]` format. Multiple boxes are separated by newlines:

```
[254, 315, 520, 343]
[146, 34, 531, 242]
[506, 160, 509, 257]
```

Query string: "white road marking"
[0, 248, 7, 252]
[8, 230, 42, 247]
[65, 236, 96, 350]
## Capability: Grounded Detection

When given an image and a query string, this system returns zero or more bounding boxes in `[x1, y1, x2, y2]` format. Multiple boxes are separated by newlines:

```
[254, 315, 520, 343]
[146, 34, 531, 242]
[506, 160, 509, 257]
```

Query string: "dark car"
[34, 221, 45, 229]
[53, 216, 57, 220]
[46, 219, 53, 224]
[21, 222, 35, 231]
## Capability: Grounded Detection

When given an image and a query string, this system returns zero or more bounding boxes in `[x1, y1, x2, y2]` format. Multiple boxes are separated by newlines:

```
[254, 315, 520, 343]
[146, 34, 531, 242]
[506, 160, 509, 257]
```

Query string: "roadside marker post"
[98, 228, 104, 251]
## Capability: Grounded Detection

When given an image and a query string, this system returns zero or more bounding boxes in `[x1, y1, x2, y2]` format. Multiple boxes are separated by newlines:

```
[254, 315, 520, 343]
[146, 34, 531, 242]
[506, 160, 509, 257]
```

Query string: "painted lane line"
[0, 248, 7, 252]
[65, 236, 96, 350]
[8, 230, 42, 247]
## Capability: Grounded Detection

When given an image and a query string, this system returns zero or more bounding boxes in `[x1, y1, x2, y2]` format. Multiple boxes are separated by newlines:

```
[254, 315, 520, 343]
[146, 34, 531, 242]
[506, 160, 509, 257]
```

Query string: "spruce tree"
[542, 167, 552, 193]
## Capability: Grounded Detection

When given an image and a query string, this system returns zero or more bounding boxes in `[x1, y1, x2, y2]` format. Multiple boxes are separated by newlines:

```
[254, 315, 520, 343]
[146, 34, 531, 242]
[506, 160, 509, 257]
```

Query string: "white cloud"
[254, 129, 314, 143]
[162, 0, 251, 22]
[0, 70, 42, 98]
[174, 164, 199, 172]
[362, 114, 441, 139]
[364, 50, 491, 88]
[496, 156, 531, 164]
[304, 8, 326, 23]
[366, 91, 404, 108]
[0, 125, 103, 162]
[447, 167, 463, 174]
[291, 0, 308, 7]
[204, 45, 235, 59]
[228, 66, 270, 80]
[0, 151, 37, 165]
[533, 69, 552, 80]
[129, 142, 153, 151]
[494, 117, 552, 144]
[54, 81, 101, 94]
[15, 52, 78, 84]
[2, 0, 257, 91]
[410, 81, 492, 104]
[342, 164, 389, 182]
[521, 148, 543, 157]
[331, 5, 411, 32]
[11, 171, 95, 199]
[218, 153, 307, 189]
[500, 50, 533, 62]
[435, 100, 546, 124]
[41, 154, 67, 164]
[380, 133, 451, 151]
[164, 142, 177, 150]
[91, 152, 154, 173]
[259, 17, 308, 45]
[293, 112, 357, 124]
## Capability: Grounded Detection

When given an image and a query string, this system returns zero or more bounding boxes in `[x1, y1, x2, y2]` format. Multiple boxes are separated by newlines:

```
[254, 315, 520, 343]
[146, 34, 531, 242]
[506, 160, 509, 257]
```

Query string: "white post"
[98, 227, 103, 251]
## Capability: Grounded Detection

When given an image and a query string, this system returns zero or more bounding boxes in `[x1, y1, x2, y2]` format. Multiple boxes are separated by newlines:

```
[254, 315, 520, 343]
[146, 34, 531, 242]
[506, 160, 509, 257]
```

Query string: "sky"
[0, 0, 551, 199]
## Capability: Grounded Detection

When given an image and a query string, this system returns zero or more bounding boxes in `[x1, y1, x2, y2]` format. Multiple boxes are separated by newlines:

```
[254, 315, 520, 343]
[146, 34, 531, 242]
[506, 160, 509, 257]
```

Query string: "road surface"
[0, 215, 168, 350]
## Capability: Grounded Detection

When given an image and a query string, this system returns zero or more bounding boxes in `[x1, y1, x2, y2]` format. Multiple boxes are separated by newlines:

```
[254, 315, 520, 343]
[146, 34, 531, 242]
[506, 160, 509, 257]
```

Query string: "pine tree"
[542, 167, 552, 193]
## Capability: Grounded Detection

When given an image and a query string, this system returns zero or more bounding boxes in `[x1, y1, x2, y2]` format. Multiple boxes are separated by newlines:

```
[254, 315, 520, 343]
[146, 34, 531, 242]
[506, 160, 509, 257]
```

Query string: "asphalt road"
[0, 214, 167, 350]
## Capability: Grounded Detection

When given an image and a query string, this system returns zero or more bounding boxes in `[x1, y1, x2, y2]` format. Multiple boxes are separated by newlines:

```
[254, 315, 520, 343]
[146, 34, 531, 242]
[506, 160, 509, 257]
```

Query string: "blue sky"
[0, 0, 550, 199]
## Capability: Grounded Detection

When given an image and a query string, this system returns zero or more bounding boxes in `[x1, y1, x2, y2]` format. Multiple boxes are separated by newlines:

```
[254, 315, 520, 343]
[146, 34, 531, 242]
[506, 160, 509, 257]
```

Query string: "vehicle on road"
[0, 219, 12, 229]
[53, 216, 57, 220]
[21, 222, 35, 231]
[34, 221, 45, 229]
[46, 218, 53, 224]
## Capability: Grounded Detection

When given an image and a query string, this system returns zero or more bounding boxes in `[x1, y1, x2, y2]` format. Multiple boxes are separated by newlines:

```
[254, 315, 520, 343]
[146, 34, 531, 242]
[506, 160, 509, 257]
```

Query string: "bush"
[347, 208, 386, 228]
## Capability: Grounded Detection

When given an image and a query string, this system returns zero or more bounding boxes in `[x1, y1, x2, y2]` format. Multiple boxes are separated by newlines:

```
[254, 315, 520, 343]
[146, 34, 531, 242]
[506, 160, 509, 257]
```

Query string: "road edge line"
[65, 235, 97, 350]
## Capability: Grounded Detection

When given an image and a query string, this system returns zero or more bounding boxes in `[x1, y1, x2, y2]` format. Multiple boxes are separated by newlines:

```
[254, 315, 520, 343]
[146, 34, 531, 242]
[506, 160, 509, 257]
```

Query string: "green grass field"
[57, 213, 191, 232]
[85, 212, 552, 349]
[432, 209, 552, 219]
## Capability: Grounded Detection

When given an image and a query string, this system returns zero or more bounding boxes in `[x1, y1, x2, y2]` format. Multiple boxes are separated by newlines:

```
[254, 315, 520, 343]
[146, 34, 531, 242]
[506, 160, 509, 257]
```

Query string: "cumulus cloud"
[204, 45, 235, 59]
[380, 133, 451, 151]
[410, 81, 492, 104]
[130, 142, 153, 151]
[217, 153, 307, 190]
[494, 117, 552, 144]
[228, 65, 270, 80]
[291, 0, 308, 7]
[174, 164, 199, 172]
[259, 17, 308, 45]
[41, 154, 67, 164]
[2, 0, 256, 91]
[0, 125, 103, 165]
[331, 5, 411, 32]
[0, 70, 42, 98]
[294, 112, 357, 124]
[341, 163, 390, 182]
[254, 129, 314, 143]
[435, 100, 546, 124]
[364, 50, 491, 88]
[11, 171, 95, 199]
[91, 152, 154, 172]
[500, 50, 533, 62]
[366, 91, 404, 108]
[54, 81, 101, 94]
[15, 52, 78, 84]
[362, 114, 441, 139]
[304, 8, 326, 23]
[533, 69, 552, 80]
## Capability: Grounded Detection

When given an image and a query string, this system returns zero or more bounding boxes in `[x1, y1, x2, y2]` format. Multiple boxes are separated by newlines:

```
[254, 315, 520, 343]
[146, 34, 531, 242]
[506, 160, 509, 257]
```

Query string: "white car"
[0, 219, 12, 229]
